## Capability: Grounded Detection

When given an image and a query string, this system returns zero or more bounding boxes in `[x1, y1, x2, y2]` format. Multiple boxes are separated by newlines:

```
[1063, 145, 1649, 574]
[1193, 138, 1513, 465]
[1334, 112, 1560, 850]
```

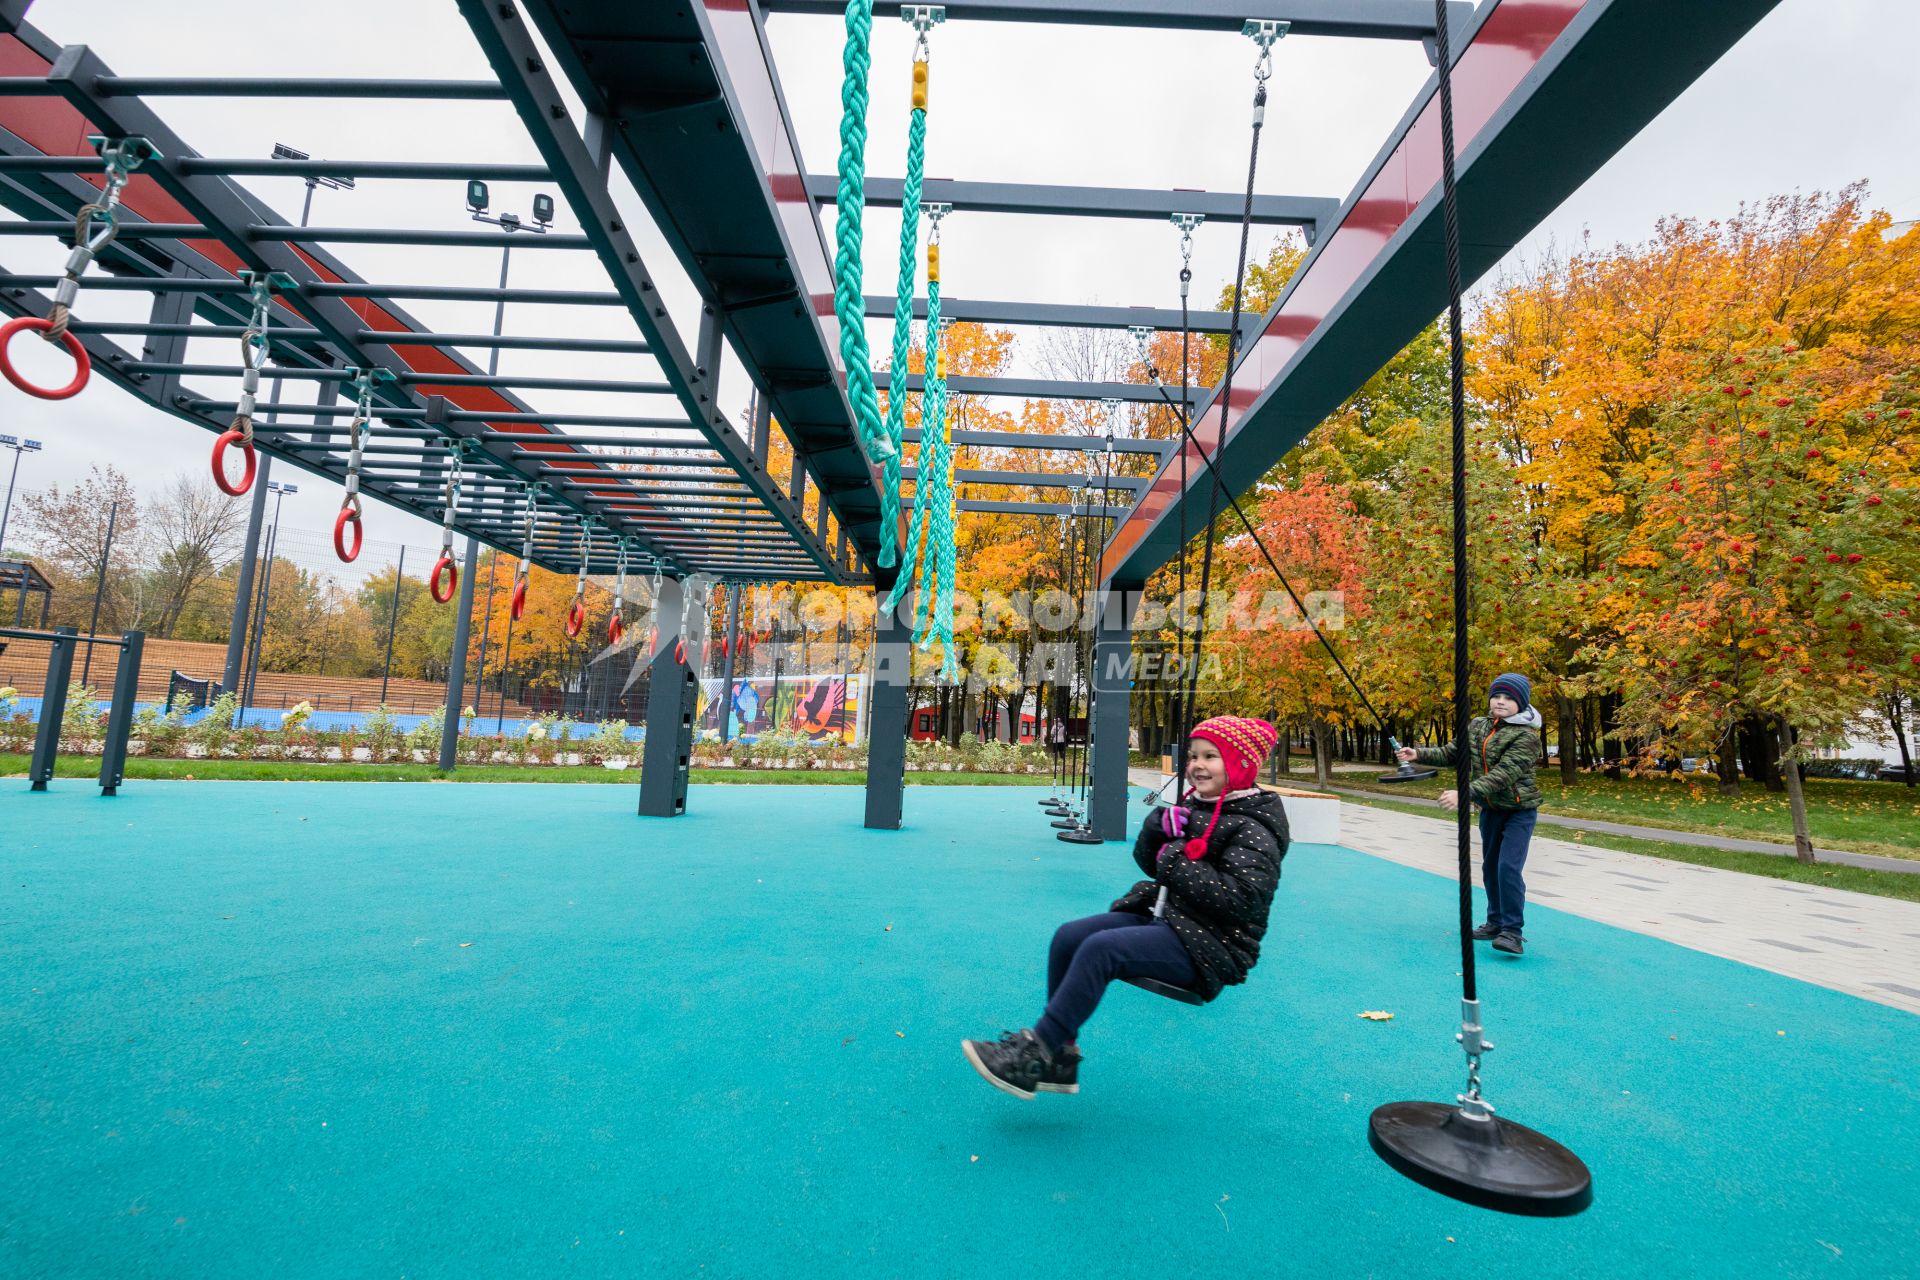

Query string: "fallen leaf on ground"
[895, 1031, 905, 1038]
[459, 942, 473, 948]
[1358, 1011, 1394, 1021]
[970, 1155, 979, 1163]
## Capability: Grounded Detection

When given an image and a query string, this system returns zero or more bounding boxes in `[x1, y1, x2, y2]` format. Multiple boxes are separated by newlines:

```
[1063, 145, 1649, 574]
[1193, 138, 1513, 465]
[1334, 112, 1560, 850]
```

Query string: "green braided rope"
[833, 0, 894, 463]
[877, 107, 926, 568]
[928, 333, 959, 679]
[882, 276, 940, 618]
[912, 300, 949, 644]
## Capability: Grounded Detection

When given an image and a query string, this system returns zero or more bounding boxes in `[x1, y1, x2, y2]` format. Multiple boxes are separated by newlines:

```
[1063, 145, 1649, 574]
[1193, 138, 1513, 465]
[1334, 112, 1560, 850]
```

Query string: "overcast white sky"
[3, 0, 1915, 580]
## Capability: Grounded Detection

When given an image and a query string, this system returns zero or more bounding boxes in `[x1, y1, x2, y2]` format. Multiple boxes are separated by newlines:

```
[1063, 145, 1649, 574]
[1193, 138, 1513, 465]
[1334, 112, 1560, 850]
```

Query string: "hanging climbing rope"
[882, 205, 957, 678]
[429, 446, 464, 603]
[0, 136, 156, 400]
[830, 0, 902, 464]
[332, 367, 390, 563]
[211, 272, 288, 496]
[510, 494, 539, 622]
[878, 7, 943, 565]
[608, 541, 629, 646]
[644, 566, 664, 658]
[564, 522, 592, 638]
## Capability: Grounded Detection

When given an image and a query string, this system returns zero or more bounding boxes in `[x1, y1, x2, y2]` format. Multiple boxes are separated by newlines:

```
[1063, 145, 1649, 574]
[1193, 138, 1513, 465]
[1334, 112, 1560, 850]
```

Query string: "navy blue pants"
[1479, 806, 1538, 932]
[1034, 912, 1197, 1052]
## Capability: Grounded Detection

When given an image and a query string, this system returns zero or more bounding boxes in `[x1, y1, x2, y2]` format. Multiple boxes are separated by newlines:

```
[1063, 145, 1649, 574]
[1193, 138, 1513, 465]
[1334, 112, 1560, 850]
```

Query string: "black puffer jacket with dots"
[1111, 789, 1289, 1001]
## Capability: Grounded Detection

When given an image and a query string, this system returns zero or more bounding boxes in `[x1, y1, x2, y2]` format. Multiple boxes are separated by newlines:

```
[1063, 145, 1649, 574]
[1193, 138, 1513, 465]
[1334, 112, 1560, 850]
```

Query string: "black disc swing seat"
[1378, 759, 1437, 784]
[1125, 975, 1204, 1005]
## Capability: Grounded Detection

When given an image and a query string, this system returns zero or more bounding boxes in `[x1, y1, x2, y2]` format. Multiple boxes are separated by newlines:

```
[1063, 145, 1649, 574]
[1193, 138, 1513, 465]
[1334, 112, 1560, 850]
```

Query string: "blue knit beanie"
[1490, 673, 1531, 712]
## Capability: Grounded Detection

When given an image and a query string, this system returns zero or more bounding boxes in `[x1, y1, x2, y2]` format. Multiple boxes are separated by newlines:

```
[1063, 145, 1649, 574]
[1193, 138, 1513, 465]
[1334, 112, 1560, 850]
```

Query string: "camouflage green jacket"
[1415, 711, 1544, 810]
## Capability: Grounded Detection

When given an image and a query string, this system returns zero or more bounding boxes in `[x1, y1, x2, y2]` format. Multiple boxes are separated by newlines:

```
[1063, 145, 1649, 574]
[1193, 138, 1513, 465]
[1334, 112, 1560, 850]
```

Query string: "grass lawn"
[0, 753, 1047, 787]
[1315, 767, 1920, 861]
[1338, 788, 1920, 904]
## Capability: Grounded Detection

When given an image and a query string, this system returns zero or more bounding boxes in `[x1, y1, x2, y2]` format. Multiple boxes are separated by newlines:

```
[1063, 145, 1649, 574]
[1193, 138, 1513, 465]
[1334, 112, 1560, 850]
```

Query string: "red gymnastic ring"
[333, 505, 363, 562]
[674, 639, 686, 665]
[211, 429, 257, 496]
[565, 597, 586, 638]
[510, 577, 528, 621]
[607, 614, 625, 646]
[430, 553, 458, 603]
[0, 316, 90, 400]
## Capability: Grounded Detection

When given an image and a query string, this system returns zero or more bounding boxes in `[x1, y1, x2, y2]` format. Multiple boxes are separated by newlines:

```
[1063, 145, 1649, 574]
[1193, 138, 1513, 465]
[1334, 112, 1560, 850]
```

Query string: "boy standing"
[1396, 673, 1543, 955]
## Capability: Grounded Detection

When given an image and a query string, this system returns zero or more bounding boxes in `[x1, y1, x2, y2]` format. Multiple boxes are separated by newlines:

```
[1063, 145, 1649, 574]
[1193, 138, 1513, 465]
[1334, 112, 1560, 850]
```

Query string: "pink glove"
[1159, 805, 1187, 841]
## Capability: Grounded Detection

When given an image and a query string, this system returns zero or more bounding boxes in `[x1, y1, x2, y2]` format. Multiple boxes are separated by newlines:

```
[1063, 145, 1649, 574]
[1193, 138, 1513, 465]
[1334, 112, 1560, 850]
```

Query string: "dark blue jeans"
[1479, 806, 1538, 932]
[1034, 912, 1196, 1052]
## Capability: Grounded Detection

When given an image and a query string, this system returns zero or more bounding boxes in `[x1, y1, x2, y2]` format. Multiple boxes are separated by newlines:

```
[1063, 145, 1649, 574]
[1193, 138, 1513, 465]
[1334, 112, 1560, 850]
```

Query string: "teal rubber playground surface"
[3, 782, 1916, 1277]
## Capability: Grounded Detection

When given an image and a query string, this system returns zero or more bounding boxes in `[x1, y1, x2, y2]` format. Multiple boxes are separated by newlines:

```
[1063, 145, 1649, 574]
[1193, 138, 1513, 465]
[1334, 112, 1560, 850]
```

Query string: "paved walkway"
[1130, 769, 1920, 1015]
[1325, 784, 1918, 874]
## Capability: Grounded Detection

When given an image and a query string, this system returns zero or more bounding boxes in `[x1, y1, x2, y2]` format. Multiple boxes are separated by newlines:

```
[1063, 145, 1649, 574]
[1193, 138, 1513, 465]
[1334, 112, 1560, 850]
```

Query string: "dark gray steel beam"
[812, 176, 1336, 234]
[122, 363, 670, 397]
[760, 0, 1468, 38]
[68, 320, 648, 353]
[0, 156, 548, 180]
[0, 273, 624, 307]
[866, 294, 1245, 336]
[960, 500, 1131, 519]
[456, 0, 847, 584]
[0, 220, 595, 248]
[97, 77, 512, 99]
[879, 370, 1167, 404]
[903, 427, 1170, 455]
[904, 467, 1149, 492]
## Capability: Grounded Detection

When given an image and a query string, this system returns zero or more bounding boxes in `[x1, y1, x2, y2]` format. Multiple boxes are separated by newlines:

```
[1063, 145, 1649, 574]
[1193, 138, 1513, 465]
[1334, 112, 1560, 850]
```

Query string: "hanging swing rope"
[332, 367, 392, 563]
[882, 203, 951, 628]
[211, 272, 291, 496]
[511, 493, 540, 622]
[608, 542, 629, 646]
[0, 136, 157, 400]
[831, 0, 897, 464]
[430, 446, 464, 603]
[644, 566, 664, 658]
[1170, 24, 1278, 761]
[878, 8, 944, 565]
[565, 523, 592, 638]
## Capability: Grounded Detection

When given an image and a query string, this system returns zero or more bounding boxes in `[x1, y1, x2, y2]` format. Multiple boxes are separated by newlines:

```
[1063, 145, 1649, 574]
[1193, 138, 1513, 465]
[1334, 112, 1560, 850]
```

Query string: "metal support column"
[863, 599, 911, 830]
[1088, 584, 1143, 840]
[639, 577, 696, 817]
[29, 627, 77, 791]
[140, 269, 197, 412]
[98, 630, 144, 795]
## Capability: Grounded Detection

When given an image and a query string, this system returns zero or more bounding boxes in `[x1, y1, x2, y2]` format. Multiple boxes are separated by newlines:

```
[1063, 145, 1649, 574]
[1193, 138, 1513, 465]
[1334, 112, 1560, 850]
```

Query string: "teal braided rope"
[833, 0, 893, 463]
[929, 340, 959, 679]
[912, 305, 948, 643]
[882, 276, 940, 618]
[877, 107, 926, 568]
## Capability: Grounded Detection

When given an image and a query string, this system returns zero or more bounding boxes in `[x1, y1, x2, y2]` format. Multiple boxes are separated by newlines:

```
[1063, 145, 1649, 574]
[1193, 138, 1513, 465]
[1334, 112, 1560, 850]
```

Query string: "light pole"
[0, 434, 42, 554]
[240, 480, 296, 719]
[224, 145, 353, 696]
[464, 180, 553, 722]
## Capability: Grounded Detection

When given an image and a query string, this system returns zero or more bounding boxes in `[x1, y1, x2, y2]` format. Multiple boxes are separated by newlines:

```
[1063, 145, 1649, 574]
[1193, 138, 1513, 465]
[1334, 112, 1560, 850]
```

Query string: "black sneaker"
[1471, 921, 1501, 941]
[1035, 1045, 1082, 1095]
[1492, 931, 1524, 955]
[961, 1029, 1053, 1100]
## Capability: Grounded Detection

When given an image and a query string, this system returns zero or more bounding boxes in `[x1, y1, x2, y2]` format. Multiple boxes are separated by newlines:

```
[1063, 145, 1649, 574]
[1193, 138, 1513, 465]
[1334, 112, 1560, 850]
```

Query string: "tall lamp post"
[240, 480, 297, 719]
[464, 180, 553, 726]
[0, 434, 42, 554]
[223, 144, 354, 697]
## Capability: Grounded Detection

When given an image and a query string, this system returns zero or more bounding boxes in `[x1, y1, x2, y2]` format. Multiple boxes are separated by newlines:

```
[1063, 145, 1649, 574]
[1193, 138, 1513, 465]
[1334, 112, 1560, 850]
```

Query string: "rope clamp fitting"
[1242, 19, 1289, 81]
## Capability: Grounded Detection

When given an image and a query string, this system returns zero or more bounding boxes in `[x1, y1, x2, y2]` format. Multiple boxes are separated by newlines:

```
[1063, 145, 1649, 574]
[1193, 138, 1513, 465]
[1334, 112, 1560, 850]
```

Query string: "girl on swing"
[962, 716, 1290, 1099]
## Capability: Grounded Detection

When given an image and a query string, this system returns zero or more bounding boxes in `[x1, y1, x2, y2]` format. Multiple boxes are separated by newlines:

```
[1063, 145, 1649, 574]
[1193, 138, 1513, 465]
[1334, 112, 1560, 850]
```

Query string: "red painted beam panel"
[1098, 0, 1589, 583]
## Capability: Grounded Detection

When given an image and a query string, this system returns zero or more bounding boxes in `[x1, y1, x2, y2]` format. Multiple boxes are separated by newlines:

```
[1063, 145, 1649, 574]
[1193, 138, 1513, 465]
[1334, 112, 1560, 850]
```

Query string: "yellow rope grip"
[912, 59, 929, 112]
[928, 242, 940, 284]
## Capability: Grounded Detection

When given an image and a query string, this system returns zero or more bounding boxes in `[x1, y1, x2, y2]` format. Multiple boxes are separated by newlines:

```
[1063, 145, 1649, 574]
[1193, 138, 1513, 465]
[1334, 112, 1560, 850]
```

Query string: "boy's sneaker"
[1471, 921, 1501, 941]
[961, 1029, 1053, 1100]
[1035, 1045, 1082, 1095]
[1492, 931, 1525, 955]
